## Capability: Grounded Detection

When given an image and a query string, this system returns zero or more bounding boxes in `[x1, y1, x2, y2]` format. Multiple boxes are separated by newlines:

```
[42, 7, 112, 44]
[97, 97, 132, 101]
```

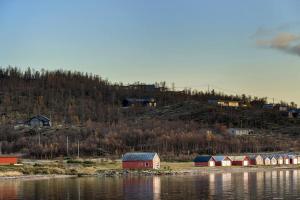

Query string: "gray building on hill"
[26, 115, 51, 127]
[122, 98, 156, 108]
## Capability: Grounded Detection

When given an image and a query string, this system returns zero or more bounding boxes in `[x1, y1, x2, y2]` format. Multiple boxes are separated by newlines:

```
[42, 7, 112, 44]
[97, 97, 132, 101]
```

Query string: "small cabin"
[213, 156, 232, 166]
[262, 156, 271, 165]
[275, 155, 284, 165]
[288, 155, 298, 165]
[194, 155, 216, 167]
[0, 155, 19, 165]
[297, 155, 300, 164]
[269, 155, 277, 165]
[227, 128, 254, 136]
[122, 98, 156, 108]
[122, 152, 160, 169]
[26, 115, 51, 128]
[282, 155, 290, 165]
[229, 156, 250, 166]
[249, 155, 264, 165]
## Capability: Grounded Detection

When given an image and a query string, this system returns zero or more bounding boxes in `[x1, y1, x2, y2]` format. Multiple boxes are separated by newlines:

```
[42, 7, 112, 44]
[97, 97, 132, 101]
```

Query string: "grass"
[161, 162, 197, 170]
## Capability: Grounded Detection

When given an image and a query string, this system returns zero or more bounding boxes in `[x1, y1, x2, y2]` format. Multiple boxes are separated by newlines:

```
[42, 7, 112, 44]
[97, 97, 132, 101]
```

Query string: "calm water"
[1, 169, 300, 200]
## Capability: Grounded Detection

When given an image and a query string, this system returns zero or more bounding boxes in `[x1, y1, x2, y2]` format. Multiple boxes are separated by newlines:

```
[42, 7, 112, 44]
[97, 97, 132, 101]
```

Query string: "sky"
[0, 0, 300, 104]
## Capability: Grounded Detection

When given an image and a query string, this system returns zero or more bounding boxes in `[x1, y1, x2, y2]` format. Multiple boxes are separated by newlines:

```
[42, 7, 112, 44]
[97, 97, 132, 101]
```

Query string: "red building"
[229, 156, 250, 166]
[0, 156, 18, 165]
[122, 152, 160, 169]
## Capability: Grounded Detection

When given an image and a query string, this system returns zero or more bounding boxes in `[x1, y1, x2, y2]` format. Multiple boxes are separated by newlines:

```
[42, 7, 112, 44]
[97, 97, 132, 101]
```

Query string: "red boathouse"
[122, 152, 160, 169]
[0, 155, 18, 165]
[229, 156, 250, 166]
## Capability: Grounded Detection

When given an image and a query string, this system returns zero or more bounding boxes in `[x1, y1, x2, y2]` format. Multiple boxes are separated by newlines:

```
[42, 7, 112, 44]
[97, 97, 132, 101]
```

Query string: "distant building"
[0, 155, 19, 165]
[208, 100, 240, 108]
[193, 155, 216, 167]
[275, 155, 284, 165]
[249, 155, 264, 165]
[296, 155, 300, 164]
[122, 152, 160, 169]
[227, 128, 254, 136]
[263, 104, 275, 109]
[282, 155, 290, 165]
[288, 155, 298, 164]
[26, 115, 51, 128]
[229, 156, 250, 166]
[213, 156, 232, 166]
[262, 156, 271, 165]
[122, 98, 156, 108]
[278, 106, 288, 112]
[269, 155, 277, 165]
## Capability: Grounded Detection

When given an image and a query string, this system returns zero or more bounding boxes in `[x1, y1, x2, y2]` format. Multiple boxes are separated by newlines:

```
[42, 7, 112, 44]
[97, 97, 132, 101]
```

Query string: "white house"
[227, 128, 254, 136]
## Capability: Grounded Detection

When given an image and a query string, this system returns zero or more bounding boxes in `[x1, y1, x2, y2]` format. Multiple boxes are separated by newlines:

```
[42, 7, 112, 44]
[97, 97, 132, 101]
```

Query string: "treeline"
[0, 119, 297, 160]
[0, 67, 271, 125]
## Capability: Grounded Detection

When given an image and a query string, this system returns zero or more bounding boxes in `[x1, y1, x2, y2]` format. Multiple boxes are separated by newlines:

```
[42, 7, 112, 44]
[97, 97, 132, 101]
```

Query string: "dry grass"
[161, 162, 197, 170]
[0, 171, 23, 177]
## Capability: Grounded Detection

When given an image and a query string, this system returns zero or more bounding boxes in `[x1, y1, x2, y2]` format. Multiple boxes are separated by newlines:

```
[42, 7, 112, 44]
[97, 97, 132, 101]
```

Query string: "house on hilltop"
[227, 128, 254, 136]
[26, 115, 51, 128]
[122, 98, 156, 108]
[208, 100, 240, 108]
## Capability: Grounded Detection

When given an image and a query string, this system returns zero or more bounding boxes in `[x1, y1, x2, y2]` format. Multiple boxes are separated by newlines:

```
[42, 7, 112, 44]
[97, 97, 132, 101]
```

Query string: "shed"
[193, 155, 215, 167]
[213, 156, 232, 166]
[0, 155, 19, 165]
[122, 152, 160, 169]
[122, 98, 156, 108]
[275, 155, 284, 165]
[262, 156, 271, 165]
[249, 155, 264, 165]
[269, 155, 277, 165]
[282, 155, 290, 165]
[26, 115, 51, 127]
[227, 128, 254, 136]
[288, 155, 298, 165]
[229, 156, 250, 166]
[297, 155, 300, 164]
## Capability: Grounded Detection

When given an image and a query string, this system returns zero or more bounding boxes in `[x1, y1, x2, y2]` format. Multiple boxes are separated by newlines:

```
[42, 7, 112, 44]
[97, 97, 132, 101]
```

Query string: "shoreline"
[0, 165, 299, 180]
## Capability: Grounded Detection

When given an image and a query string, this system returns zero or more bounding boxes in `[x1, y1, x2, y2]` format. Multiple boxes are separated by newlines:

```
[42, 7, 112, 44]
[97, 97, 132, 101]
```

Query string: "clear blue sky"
[1, 0, 300, 104]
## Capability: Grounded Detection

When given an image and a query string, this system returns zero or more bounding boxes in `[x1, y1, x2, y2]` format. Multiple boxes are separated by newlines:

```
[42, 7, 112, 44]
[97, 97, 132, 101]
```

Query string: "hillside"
[0, 67, 299, 159]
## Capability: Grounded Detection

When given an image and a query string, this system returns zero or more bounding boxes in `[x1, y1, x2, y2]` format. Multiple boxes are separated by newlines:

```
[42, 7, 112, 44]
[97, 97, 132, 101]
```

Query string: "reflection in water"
[0, 169, 299, 199]
[0, 181, 19, 200]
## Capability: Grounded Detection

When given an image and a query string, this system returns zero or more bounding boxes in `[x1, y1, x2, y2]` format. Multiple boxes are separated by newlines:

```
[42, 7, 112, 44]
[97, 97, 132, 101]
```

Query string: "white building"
[227, 128, 254, 136]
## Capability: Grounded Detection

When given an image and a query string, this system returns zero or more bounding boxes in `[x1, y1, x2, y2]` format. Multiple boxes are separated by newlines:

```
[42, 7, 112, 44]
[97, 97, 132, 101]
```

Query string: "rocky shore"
[0, 160, 299, 180]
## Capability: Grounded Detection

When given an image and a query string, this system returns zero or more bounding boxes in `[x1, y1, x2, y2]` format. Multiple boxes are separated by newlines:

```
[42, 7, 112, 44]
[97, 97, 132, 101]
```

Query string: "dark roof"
[122, 152, 157, 161]
[124, 98, 155, 103]
[29, 115, 50, 122]
[249, 155, 262, 159]
[193, 155, 214, 162]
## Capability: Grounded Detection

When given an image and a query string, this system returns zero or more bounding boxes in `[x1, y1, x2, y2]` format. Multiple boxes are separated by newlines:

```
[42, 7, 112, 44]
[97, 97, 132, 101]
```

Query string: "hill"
[0, 67, 299, 160]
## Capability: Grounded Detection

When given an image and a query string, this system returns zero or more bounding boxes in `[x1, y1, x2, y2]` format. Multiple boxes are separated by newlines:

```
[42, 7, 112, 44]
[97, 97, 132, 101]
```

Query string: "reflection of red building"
[0, 156, 18, 165]
[0, 181, 19, 199]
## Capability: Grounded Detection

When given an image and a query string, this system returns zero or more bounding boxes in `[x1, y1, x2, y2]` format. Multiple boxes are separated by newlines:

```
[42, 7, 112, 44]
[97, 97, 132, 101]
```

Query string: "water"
[1, 169, 300, 199]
